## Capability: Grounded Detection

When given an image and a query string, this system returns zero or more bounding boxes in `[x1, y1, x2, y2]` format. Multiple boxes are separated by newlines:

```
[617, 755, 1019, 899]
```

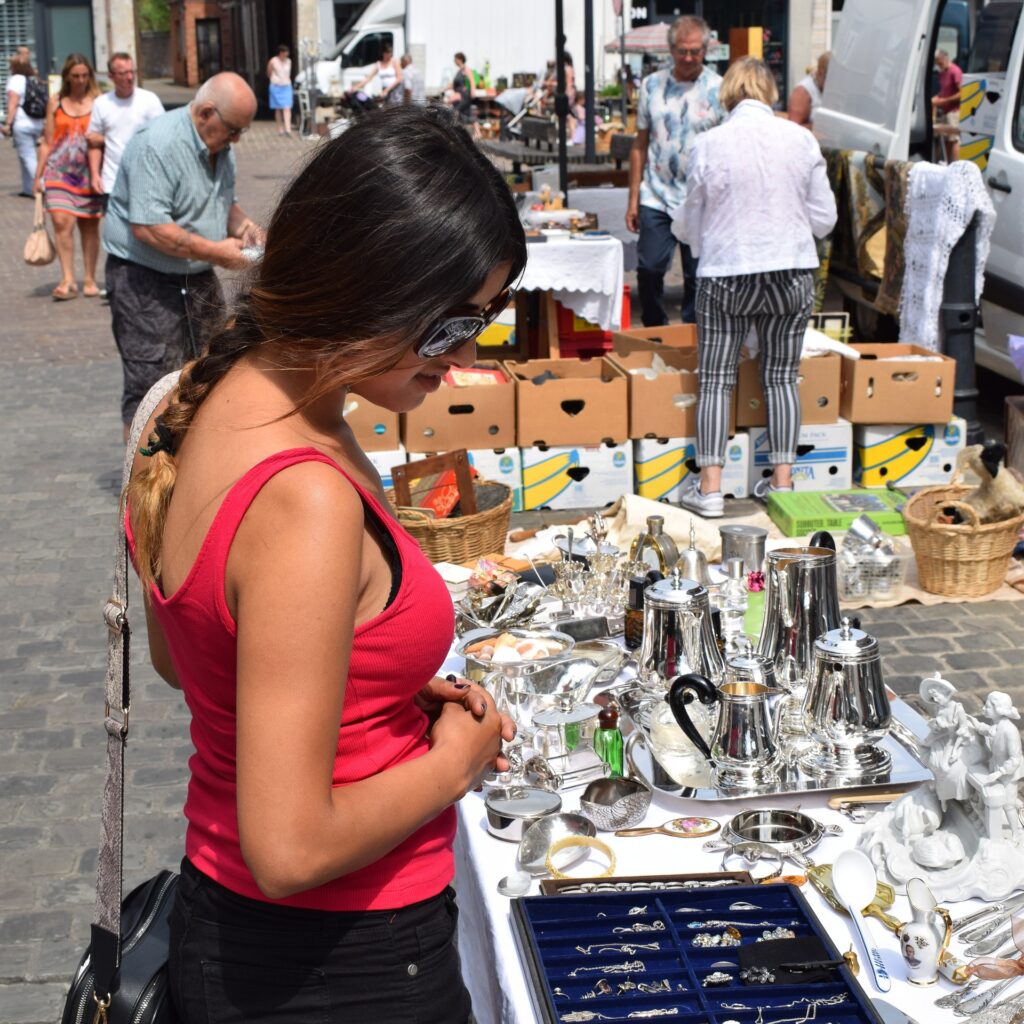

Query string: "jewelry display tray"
[608, 683, 933, 802]
[511, 883, 883, 1024]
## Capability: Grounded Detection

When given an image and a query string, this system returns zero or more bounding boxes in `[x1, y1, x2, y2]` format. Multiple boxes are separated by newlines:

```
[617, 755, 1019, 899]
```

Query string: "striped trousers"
[695, 270, 814, 467]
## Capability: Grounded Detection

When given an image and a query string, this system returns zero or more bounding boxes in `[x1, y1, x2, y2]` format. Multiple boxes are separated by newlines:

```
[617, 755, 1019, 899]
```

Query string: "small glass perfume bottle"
[594, 705, 624, 777]
[720, 557, 748, 652]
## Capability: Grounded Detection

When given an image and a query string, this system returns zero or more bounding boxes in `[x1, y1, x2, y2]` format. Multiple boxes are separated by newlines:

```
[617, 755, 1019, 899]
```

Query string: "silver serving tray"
[608, 681, 933, 801]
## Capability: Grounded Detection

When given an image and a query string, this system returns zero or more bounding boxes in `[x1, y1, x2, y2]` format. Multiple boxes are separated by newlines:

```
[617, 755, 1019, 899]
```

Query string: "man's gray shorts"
[106, 254, 225, 425]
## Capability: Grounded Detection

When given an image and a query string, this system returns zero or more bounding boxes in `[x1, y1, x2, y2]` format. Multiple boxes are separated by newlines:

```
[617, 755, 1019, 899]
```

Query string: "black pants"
[169, 858, 473, 1024]
[106, 254, 224, 426]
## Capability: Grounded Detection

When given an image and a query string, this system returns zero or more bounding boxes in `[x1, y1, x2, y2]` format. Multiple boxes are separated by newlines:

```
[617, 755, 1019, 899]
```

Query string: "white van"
[816, 0, 1024, 380]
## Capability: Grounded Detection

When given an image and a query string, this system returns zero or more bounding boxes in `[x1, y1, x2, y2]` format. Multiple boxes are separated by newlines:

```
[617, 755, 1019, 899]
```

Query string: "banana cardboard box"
[364, 446, 407, 489]
[960, 73, 1005, 138]
[632, 434, 750, 502]
[520, 443, 633, 510]
[410, 448, 523, 511]
[343, 396, 400, 453]
[853, 418, 965, 488]
[748, 420, 853, 492]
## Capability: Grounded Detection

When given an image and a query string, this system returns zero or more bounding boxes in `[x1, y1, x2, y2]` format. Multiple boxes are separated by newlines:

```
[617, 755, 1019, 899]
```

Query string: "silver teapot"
[668, 671, 784, 789]
[637, 567, 723, 690]
[799, 617, 893, 779]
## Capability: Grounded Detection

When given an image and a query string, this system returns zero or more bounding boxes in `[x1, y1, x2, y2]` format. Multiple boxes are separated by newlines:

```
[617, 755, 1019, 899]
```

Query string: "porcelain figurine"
[857, 677, 1024, 901]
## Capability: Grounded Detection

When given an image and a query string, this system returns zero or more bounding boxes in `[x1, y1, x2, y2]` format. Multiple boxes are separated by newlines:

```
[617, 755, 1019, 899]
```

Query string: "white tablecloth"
[520, 236, 625, 332]
[441, 644, 988, 1024]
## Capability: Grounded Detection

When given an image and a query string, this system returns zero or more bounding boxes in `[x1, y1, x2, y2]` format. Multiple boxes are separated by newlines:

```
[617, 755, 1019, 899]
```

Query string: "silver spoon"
[936, 977, 980, 1009]
[954, 976, 1023, 1017]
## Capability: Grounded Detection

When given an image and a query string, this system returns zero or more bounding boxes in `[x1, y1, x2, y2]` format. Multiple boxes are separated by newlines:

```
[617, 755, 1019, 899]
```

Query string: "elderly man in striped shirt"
[102, 72, 263, 440]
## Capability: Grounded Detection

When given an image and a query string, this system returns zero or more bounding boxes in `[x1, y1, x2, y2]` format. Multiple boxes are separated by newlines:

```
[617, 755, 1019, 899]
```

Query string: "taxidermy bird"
[953, 442, 1024, 524]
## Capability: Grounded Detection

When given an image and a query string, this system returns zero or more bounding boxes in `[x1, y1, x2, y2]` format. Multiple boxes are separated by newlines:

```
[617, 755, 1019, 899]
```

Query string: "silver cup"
[719, 525, 768, 575]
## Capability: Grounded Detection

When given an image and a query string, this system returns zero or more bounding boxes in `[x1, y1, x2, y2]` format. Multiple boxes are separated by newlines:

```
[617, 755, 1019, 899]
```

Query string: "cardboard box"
[343, 396, 400, 452]
[364, 446, 407, 489]
[748, 420, 853, 492]
[960, 73, 1005, 137]
[854, 418, 966, 488]
[767, 488, 907, 537]
[411, 447, 524, 512]
[611, 347, 703, 439]
[840, 344, 956, 424]
[736, 353, 842, 427]
[521, 442, 633, 510]
[505, 358, 628, 446]
[401, 361, 516, 452]
[611, 324, 698, 349]
[633, 434, 750, 502]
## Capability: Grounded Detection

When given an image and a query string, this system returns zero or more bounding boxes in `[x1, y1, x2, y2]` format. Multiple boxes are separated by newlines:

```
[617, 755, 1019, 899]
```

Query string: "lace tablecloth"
[520, 235, 625, 332]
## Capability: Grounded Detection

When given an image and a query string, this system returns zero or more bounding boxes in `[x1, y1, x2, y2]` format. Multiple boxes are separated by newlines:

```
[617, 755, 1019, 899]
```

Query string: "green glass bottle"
[594, 706, 624, 778]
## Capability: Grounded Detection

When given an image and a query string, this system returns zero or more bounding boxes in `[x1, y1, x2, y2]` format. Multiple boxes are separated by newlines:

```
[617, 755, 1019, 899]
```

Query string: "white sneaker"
[753, 476, 795, 501]
[679, 475, 724, 518]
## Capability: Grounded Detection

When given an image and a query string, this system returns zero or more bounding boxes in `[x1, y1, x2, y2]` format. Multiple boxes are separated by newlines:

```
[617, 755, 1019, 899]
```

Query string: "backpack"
[22, 77, 48, 119]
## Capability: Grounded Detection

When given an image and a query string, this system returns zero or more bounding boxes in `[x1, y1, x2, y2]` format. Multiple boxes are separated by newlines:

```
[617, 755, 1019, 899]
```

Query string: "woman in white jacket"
[674, 57, 837, 516]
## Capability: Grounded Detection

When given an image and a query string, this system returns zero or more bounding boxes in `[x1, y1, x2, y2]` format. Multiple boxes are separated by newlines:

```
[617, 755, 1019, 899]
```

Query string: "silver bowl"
[579, 776, 653, 831]
[484, 785, 563, 842]
[518, 812, 597, 875]
[456, 627, 576, 684]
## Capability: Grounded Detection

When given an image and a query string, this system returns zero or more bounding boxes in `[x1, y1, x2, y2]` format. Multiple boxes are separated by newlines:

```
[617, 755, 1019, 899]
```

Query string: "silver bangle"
[720, 841, 783, 884]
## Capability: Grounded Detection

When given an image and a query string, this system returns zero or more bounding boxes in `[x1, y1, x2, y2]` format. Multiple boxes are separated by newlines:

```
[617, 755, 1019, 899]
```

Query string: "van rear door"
[815, 0, 940, 159]
[978, 5, 1024, 378]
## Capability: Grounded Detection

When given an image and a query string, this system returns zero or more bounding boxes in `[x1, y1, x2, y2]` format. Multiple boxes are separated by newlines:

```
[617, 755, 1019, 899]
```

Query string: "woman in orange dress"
[34, 53, 103, 300]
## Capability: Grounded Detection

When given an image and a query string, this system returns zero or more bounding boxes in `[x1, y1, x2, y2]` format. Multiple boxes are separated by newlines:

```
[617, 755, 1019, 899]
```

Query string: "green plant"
[600, 82, 622, 98]
[137, 0, 170, 33]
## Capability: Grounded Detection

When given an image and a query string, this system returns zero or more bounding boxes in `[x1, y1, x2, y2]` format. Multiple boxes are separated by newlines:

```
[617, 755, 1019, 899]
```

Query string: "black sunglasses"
[415, 286, 516, 359]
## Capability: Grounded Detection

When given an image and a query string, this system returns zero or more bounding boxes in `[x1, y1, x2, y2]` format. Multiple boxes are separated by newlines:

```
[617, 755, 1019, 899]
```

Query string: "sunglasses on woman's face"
[415, 286, 516, 360]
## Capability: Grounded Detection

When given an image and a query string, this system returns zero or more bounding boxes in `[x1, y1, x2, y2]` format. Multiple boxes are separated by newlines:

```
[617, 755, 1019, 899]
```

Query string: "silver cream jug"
[800, 618, 892, 779]
[668, 672, 784, 789]
[638, 568, 724, 690]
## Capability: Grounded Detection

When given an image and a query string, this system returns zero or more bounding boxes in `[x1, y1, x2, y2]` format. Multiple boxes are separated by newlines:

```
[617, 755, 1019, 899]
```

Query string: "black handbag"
[60, 373, 183, 1024]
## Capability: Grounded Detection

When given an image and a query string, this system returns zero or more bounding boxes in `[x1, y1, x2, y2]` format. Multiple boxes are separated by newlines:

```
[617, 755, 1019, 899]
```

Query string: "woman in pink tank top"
[122, 105, 525, 1023]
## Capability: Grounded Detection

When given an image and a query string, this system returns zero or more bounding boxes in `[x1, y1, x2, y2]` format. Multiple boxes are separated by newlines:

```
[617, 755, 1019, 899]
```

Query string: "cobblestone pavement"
[0, 124, 1021, 1023]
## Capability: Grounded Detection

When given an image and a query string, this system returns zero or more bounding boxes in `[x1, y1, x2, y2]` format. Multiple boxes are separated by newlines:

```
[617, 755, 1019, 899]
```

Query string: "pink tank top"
[126, 448, 457, 910]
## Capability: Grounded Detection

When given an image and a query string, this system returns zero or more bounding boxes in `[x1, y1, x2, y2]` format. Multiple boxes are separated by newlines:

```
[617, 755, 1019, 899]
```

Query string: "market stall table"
[518, 234, 625, 358]
[441, 643, 988, 1024]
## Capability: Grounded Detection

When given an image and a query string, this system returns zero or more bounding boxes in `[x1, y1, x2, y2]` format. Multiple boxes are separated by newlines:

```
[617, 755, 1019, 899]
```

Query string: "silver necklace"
[567, 959, 646, 977]
[575, 941, 661, 956]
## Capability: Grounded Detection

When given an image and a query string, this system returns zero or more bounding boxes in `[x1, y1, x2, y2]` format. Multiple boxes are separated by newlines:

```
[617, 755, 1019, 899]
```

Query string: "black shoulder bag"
[62, 371, 183, 1024]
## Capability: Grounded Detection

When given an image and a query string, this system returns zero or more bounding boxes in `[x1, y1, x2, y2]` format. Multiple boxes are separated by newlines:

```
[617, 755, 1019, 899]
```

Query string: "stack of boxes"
[342, 332, 962, 530]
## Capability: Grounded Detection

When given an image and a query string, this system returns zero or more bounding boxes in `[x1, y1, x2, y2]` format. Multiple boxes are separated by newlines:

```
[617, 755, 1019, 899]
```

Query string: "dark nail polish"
[453, 682, 470, 689]
[445, 673, 457, 682]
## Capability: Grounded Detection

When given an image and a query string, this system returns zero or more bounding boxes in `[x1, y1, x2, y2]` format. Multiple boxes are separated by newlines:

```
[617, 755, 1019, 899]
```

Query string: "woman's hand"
[33, 177, 43, 194]
[428, 686, 516, 795]
[416, 674, 516, 744]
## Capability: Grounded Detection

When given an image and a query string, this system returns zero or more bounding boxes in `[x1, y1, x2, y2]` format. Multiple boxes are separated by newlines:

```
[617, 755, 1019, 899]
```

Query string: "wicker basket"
[902, 483, 1024, 597]
[388, 480, 513, 564]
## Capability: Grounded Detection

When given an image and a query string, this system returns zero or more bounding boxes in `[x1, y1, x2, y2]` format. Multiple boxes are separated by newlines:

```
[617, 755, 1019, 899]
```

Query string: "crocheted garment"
[900, 160, 995, 350]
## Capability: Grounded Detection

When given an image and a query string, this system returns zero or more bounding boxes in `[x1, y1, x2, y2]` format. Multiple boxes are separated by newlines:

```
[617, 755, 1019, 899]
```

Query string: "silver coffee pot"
[756, 539, 842, 695]
[800, 617, 892, 779]
[638, 567, 724, 690]
[668, 672, 784, 789]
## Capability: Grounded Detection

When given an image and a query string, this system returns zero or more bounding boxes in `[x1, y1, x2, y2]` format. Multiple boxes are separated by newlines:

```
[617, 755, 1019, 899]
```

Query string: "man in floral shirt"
[626, 16, 723, 325]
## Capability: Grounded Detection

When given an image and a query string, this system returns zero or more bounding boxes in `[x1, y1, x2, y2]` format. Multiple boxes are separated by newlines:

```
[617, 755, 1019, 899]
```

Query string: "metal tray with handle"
[608, 680, 933, 802]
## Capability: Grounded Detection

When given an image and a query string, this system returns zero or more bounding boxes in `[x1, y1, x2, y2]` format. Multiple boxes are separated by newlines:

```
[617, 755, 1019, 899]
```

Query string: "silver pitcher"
[756, 543, 842, 726]
[668, 672, 784, 789]
[638, 567, 724, 690]
[800, 617, 893, 779]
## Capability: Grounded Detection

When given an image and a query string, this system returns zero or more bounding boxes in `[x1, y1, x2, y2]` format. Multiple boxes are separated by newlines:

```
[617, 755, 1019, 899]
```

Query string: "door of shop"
[196, 18, 223, 81]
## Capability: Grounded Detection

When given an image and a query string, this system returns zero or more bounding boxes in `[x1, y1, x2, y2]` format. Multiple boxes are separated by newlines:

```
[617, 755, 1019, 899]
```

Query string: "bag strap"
[33, 193, 45, 230]
[91, 370, 181, 1009]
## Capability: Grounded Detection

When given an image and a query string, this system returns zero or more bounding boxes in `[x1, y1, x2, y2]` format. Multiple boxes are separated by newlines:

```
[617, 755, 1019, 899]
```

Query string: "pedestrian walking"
[122, 104, 522, 1024]
[86, 52, 164, 197]
[932, 49, 963, 162]
[788, 51, 830, 129]
[673, 57, 837, 516]
[401, 52, 425, 105]
[1, 52, 46, 197]
[33, 53, 103, 300]
[445, 52, 473, 121]
[267, 44, 294, 134]
[626, 16, 723, 326]
[102, 72, 261, 440]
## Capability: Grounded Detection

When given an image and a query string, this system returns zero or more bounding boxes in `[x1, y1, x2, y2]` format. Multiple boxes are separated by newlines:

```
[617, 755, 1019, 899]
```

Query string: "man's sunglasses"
[415, 286, 516, 359]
